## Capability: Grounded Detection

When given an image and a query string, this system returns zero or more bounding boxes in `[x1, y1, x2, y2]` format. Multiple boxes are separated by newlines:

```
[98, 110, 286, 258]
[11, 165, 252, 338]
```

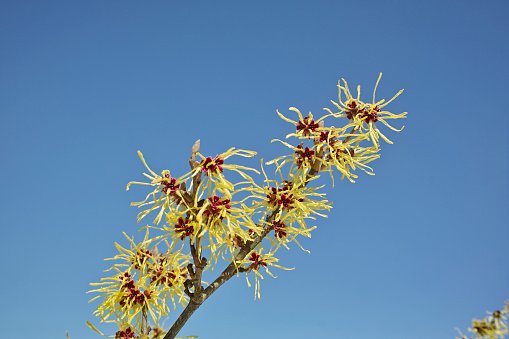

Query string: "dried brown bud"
[192, 139, 200, 154]
[190, 139, 201, 164]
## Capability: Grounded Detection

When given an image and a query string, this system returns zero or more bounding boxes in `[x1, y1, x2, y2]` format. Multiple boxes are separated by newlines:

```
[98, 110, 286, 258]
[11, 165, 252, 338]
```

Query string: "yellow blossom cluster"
[274, 73, 406, 183]
[87, 229, 191, 337]
[230, 74, 406, 296]
[456, 300, 509, 339]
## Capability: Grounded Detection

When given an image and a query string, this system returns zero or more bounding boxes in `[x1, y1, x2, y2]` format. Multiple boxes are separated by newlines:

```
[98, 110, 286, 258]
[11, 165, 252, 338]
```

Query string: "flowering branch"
[85, 74, 412, 339]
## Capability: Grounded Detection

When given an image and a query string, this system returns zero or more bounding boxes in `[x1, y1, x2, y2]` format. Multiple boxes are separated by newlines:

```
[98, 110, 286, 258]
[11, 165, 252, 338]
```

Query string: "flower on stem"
[203, 195, 232, 220]
[200, 155, 224, 176]
[194, 191, 260, 268]
[325, 73, 407, 147]
[150, 254, 188, 289]
[296, 115, 320, 138]
[248, 251, 267, 271]
[267, 139, 320, 178]
[295, 143, 315, 168]
[471, 319, 498, 339]
[131, 249, 153, 271]
[272, 75, 406, 185]
[249, 161, 331, 224]
[241, 248, 293, 299]
[318, 130, 338, 147]
[277, 108, 331, 140]
[191, 147, 260, 196]
[272, 220, 287, 239]
[173, 217, 194, 241]
[321, 141, 380, 183]
[263, 217, 313, 253]
[126, 151, 189, 225]
[243, 162, 329, 260]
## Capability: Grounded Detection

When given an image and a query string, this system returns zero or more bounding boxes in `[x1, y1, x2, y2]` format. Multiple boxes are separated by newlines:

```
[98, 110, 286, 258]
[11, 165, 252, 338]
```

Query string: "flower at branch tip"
[241, 248, 293, 299]
[325, 73, 407, 146]
[277, 108, 328, 140]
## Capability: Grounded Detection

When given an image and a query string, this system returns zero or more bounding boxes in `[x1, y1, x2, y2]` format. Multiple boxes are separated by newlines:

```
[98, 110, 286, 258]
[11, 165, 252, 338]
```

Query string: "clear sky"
[1, 1, 508, 339]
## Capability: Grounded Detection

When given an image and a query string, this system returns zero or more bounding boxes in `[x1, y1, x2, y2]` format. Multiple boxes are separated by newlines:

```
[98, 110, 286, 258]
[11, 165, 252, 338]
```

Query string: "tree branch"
[163, 140, 323, 339]
[162, 213, 277, 339]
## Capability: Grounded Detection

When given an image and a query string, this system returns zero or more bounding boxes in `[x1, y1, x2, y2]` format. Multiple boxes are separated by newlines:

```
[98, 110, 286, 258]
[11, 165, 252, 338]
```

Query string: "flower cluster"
[273, 73, 406, 183]
[88, 230, 190, 335]
[456, 300, 509, 339]
[326, 73, 407, 146]
[228, 74, 406, 299]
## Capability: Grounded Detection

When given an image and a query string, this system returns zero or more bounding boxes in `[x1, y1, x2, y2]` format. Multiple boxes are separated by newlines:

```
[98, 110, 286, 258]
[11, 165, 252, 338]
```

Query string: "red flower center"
[296, 116, 319, 137]
[201, 156, 224, 175]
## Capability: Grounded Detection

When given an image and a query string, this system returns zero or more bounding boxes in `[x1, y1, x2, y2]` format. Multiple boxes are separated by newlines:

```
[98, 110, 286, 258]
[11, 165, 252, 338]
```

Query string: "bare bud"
[190, 139, 201, 166]
[192, 139, 200, 155]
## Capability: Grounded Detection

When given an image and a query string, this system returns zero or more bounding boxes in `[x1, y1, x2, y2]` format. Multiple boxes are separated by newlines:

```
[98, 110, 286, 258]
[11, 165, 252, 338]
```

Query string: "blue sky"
[1, 1, 508, 338]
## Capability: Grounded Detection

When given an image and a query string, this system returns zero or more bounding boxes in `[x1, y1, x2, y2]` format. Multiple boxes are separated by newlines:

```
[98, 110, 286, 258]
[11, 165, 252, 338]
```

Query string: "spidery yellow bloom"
[126, 151, 189, 225]
[88, 229, 190, 334]
[240, 248, 293, 299]
[325, 73, 407, 147]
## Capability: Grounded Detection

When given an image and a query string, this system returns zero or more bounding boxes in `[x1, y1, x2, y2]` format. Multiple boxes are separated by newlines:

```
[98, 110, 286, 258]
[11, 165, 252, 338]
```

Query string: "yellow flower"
[240, 248, 293, 299]
[127, 148, 260, 225]
[272, 74, 405, 184]
[276, 108, 331, 140]
[191, 147, 260, 196]
[191, 191, 261, 269]
[325, 73, 407, 147]
[248, 161, 331, 224]
[87, 229, 190, 333]
[126, 151, 190, 225]
[471, 319, 498, 339]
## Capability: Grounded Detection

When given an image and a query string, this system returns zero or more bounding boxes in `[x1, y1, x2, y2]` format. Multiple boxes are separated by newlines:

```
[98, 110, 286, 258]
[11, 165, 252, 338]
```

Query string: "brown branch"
[183, 279, 194, 298]
[163, 139, 326, 339]
[342, 126, 358, 145]
[162, 213, 277, 339]
[141, 306, 148, 336]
